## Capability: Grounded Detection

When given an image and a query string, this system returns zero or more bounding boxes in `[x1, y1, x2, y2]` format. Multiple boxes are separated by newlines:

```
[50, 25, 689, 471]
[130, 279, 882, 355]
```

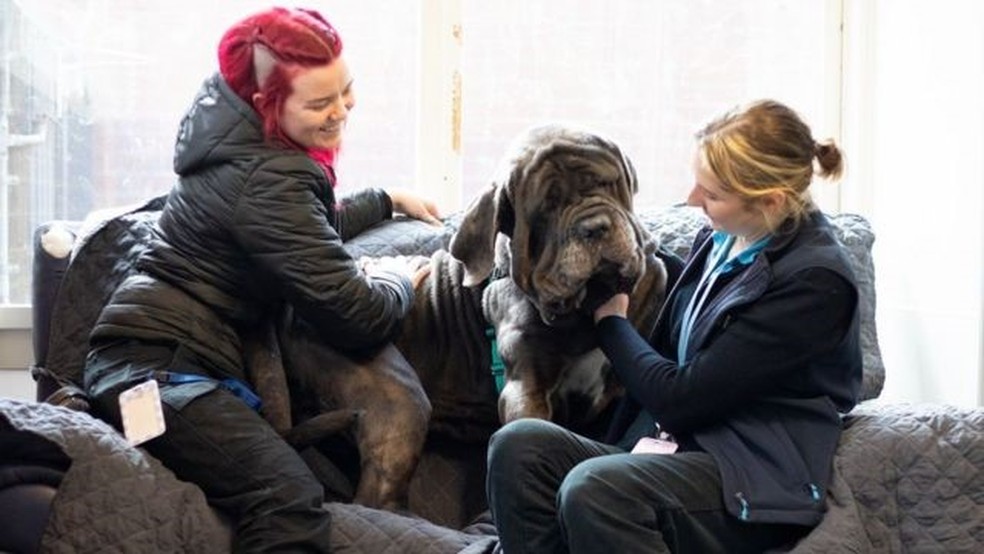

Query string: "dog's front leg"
[498, 376, 551, 423]
[484, 279, 555, 423]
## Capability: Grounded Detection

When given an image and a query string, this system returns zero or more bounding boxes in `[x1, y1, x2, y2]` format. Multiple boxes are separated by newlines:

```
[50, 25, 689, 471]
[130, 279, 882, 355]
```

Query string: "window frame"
[0, 306, 30, 329]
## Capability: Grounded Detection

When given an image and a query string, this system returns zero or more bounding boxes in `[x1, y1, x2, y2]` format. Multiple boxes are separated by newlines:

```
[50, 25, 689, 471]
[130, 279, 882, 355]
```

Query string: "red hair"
[218, 7, 343, 165]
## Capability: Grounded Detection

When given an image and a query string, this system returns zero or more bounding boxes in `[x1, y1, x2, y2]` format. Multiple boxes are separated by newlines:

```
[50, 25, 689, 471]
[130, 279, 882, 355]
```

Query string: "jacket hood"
[173, 73, 266, 176]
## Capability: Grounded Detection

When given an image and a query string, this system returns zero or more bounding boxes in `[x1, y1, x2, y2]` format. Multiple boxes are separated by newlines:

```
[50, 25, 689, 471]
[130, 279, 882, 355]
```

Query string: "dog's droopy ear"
[450, 183, 512, 286]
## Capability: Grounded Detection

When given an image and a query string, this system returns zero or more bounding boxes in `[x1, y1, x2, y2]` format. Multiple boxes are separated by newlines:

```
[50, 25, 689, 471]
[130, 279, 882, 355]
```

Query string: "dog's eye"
[573, 217, 610, 241]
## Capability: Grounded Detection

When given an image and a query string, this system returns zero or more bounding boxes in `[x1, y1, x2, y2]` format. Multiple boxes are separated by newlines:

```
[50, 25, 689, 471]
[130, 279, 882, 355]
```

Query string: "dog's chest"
[553, 348, 608, 402]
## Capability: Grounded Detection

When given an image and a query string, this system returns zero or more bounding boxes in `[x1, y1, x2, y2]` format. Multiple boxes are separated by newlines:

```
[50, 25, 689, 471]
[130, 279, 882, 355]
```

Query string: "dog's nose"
[573, 215, 611, 241]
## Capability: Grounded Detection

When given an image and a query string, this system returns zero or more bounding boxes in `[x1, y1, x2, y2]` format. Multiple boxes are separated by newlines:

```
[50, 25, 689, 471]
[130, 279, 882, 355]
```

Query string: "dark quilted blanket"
[0, 398, 229, 553]
[326, 503, 496, 553]
[342, 214, 456, 259]
[790, 403, 984, 553]
[1, 399, 499, 553]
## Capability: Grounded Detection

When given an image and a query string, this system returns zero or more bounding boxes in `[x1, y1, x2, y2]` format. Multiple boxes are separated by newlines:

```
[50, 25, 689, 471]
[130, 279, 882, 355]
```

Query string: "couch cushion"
[791, 403, 984, 552]
[0, 399, 230, 552]
[343, 216, 455, 259]
[637, 205, 885, 402]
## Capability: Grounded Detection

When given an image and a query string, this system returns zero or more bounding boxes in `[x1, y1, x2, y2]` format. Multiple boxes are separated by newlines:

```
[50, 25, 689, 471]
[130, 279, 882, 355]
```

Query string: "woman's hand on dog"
[593, 292, 629, 323]
[387, 188, 443, 227]
[359, 255, 431, 290]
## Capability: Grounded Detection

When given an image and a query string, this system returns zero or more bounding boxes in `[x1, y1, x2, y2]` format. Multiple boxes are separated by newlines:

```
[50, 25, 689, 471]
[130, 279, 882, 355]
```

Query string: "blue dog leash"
[153, 370, 263, 411]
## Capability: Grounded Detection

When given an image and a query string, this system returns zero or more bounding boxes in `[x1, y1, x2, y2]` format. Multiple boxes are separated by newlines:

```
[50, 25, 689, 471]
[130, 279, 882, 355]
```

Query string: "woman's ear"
[760, 191, 787, 215]
[252, 92, 265, 106]
[756, 191, 791, 232]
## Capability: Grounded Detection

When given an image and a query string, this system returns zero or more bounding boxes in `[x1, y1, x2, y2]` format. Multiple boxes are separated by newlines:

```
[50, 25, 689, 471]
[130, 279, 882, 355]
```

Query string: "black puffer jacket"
[87, 73, 414, 394]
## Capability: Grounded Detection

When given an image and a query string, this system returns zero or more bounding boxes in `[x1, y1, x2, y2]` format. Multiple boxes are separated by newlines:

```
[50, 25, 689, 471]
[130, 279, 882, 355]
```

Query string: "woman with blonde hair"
[487, 99, 862, 553]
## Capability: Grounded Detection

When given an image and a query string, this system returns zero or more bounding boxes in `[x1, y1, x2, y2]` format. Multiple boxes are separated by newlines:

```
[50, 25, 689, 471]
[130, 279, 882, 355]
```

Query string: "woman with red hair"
[83, 7, 438, 551]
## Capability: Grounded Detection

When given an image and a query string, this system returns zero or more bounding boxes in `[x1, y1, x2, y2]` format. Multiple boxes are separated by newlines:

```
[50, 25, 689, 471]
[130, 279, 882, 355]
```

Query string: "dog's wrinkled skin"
[450, 124, 669, 424]
[246, 124, 669, 514]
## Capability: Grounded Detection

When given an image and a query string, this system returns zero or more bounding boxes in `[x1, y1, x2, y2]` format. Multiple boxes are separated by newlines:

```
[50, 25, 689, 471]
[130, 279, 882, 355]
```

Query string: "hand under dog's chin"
[537, 275, 636, 328]
[582, 273, 636, 311]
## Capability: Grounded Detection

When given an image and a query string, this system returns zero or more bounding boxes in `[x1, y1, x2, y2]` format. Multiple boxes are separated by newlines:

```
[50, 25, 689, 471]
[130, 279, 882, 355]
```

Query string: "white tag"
[118, 379, 166, 446]
[631, 436, 679, 455]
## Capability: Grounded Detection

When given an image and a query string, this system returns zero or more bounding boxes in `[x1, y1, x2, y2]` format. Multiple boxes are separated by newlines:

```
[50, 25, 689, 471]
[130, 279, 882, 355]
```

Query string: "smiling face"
[687, 149, 770, 239]
[279, 56, 355, 151]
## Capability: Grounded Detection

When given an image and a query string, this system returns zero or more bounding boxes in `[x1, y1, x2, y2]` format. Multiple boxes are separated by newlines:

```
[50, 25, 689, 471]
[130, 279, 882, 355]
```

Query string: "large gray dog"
[253, 124, 670, 512]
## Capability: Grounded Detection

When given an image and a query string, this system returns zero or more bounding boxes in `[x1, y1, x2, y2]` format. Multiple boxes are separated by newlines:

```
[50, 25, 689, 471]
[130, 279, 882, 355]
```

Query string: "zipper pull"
[734, 492, 750, 521]
[808, 483, 822, 502]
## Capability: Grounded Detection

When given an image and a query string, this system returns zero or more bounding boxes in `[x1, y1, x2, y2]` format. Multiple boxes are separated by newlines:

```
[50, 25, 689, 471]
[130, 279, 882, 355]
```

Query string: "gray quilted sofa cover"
[10, 200, 983, 553]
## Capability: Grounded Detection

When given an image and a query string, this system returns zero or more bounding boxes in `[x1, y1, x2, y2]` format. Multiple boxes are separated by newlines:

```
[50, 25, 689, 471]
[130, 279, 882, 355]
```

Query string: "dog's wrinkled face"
[451, 124, 651, 326]
[521, 163, 646, 326]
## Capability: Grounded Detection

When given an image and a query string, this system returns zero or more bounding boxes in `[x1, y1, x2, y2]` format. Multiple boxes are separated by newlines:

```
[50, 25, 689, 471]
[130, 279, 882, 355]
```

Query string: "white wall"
[843, 0, 984, 406]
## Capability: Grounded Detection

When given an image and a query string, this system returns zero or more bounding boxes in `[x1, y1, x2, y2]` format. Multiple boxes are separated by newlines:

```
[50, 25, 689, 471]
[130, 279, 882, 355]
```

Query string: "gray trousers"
[486, 418, 808, 554]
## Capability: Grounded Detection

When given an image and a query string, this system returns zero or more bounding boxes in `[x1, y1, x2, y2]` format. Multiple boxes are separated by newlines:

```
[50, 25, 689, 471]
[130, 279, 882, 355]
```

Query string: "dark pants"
[87, 341, 333, 553]
[487, 419, 808, 554]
